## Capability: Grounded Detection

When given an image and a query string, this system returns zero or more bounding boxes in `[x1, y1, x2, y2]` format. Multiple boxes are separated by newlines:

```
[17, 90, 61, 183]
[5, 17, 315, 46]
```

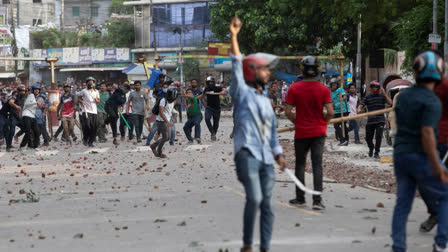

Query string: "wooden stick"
[339, 92, 345, 138]
[278, 107, 393, 133]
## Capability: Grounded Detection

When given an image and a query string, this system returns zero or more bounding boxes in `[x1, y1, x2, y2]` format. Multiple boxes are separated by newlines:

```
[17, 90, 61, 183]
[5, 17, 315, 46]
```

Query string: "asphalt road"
[0, 117, 436, 252]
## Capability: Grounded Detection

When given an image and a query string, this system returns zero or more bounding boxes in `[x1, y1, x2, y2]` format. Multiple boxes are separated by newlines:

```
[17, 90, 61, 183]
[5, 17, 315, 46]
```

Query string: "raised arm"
[230, 17, 242, 57]
[229, 16, 248, 100]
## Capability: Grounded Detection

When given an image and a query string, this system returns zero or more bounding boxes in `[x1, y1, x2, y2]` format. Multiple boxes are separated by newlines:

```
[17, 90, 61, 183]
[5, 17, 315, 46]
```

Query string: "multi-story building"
[0, 0, 56, 26]
[63, 0, 112, 29]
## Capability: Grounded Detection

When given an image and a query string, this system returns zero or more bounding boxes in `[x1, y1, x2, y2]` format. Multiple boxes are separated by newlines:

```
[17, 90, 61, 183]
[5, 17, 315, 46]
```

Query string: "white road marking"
[34, 150, 59, 156]
[132, 146, 152, 152]
[185, 145, 211, 151]
[82, 148, 109, 154]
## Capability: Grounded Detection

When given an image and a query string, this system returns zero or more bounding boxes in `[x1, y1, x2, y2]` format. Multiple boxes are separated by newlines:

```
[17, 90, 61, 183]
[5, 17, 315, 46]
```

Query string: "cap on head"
[31, 84, 41, 90]
[86, 76, 95, 83]
[300, 56, 321, 77]
[330, 78, 339, 84]
[173, 81, 180, 86]
[413, 50, 444, 84]
[242, 53, 279, 83]
[206, 76, 215, 83]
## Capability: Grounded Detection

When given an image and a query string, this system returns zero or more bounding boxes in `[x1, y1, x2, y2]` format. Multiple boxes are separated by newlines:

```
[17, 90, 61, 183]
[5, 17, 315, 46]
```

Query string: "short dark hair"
[186, 88, 193, 92]
[162, 82, 170, 87]
[123, 84, 130, 91]
[348, 83, 356, 89]
[134, 80, 141, 85]
[191, 79, 198, 82]
[100, 82, 106, 86]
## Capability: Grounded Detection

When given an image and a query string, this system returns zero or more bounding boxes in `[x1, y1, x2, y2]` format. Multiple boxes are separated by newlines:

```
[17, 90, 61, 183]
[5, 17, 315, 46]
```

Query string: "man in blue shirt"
[392, 50, 448, 252]
[229, 17, 287, 252]
[330, 78, 349, 146]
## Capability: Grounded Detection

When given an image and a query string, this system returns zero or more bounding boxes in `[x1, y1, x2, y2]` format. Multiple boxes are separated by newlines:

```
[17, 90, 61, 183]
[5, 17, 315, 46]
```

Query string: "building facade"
[0, 0, 56, 26]
[63, 0, 112, 29]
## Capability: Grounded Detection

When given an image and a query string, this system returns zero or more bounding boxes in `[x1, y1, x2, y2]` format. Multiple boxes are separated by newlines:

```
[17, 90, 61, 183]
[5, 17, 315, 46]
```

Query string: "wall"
[364, 51, 408, 86]
[63, 0, 111, 28]
[17, 0, 56, 26]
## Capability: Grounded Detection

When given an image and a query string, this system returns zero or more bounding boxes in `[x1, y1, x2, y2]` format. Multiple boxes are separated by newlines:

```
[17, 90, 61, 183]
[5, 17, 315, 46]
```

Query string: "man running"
[392, 50, 448, 252]
[20, 85, 42, 149]
[57, 84, 76, 145]
[358, 81, 392, 158]
[229, 17, 287, 252]
[150, 88, 178, 158]
[347, 83, 361, 144]
[201, 76, 226, 141]
[126, 81, 149, 143]
[330, 78, 349, 146]
[105, 86, 126, 146]
[120, 84, 131, 141]
[79, 77, 100, 147]
[285, 56, 334, 210]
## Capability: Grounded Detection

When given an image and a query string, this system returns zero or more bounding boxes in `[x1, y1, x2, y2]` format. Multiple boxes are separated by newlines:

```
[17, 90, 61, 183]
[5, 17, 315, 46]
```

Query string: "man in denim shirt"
[229, 17, 287, 252]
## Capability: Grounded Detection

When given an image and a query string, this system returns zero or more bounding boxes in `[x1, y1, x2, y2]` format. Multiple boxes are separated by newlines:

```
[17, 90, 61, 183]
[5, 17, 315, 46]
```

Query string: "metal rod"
[434, 0, 438, 50]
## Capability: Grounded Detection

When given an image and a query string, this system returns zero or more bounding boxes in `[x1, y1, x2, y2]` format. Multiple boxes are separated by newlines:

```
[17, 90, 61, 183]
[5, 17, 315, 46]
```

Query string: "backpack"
[151, 97, 164, 116]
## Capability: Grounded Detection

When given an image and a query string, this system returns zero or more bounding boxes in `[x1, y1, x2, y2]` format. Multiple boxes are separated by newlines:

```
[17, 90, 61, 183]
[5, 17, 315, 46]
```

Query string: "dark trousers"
[333, 112, 349, 143]
[205, 107, 221, 136]
[105, 104, 119, 138]
[96, 112, 107, 141]
[365, 122, 385, 154]
[80, 113, 97, 144]
[38, 122, 50, 144]
[174, 103, 182, 123]
[119, 114, 131, 138]
[2, 116, 17, 148]
[0, 113, 4, 140]
[20, 116, 40, 148]
[294, 136, 325, 201]
[130, 114, 144, 140]
[151, 120, 170, 154]
[183, 114, 202, 141]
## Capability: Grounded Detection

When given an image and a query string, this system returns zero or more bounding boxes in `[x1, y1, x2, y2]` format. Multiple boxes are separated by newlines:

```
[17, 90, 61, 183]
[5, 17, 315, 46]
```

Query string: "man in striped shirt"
[358, 81, 392, 159]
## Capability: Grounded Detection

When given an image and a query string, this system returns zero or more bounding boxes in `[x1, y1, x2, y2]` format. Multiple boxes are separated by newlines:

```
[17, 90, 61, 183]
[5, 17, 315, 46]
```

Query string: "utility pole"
[61, 0, 64, 31]
[150, 0, 158, 69]
[356, 14, 362, 94]
[433, 0, 438, 50]
[445, 0, 447, 66]
[10, 0, 18, 78]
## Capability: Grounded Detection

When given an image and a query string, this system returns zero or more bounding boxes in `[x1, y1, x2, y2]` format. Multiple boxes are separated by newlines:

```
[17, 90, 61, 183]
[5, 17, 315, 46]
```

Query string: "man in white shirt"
[79, 77, 100, 147]
[20, 85, 43, 149]
[150, 87, 178, 158]
[346, 84, 361, 144]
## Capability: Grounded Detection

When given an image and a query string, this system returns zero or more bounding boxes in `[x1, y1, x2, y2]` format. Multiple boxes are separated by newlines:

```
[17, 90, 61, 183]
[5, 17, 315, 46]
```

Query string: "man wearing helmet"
[229, 17, 287, 252]
[284, 56, 334, 211]
[79, 77, 100, 147]
[357, 81, 392, 159]
[150, 87, 178, 158]
[392, 50, 448, 252]
[0, 89, 21, 151]
[201, 76, 226, 141]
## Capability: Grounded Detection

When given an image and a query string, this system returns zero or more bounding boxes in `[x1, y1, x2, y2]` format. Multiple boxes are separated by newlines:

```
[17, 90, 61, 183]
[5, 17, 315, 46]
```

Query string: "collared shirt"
[347, 94, 358, 116]
[230, 54, 282, 165]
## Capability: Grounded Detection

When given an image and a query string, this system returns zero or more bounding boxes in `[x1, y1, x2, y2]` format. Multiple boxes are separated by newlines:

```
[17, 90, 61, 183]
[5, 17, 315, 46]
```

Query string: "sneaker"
[159, 153, 167, 158]
[337, 140, 348, 146]
[43, 142, 49, 147]
[368, 149, 374, 157]
[137, 138, 142, 143]
[6, 147, 11, 152]
[420, 214, 438, 233]
[72, 136, 77, 142]
[120, 136, 125, 141]
[169, 142, 174, 146]
[83, 140, 88, 146]
[312, 201, 326, 210]
[195, 138, 201, 144]
[187, 141, 194, 145]
[289, 198, 306, 206]
[53, 137, 58, 142]
[211, 135, 217, 141]
[113, 139, 119, 146]
[88, 143, 95, 148]
[374, 153, 380, 159]
[433, 243, 448, 252]
[354, 140, 362, 144]
[240, 245, 252, 252]
[99, 139, 107, 143]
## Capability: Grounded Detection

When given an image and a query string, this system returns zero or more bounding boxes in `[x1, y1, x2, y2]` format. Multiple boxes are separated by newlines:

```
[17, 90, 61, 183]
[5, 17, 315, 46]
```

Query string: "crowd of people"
[0, 74, 230, 158]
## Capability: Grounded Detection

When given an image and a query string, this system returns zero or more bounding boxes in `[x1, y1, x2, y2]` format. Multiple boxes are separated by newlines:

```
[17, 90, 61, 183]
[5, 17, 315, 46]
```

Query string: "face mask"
[163, 89, 168, 93]
[87, 84, 92, 89]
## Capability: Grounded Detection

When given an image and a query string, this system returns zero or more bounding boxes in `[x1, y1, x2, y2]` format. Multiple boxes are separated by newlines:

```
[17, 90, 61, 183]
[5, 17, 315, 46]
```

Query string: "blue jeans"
[183, 114, 202, 141]
[347, 120, 360, 142]
[392, 152, 448, 252]
[2, 115, 17, 148]
[146, 120, 175, 145]
[235, 148, 275, 250]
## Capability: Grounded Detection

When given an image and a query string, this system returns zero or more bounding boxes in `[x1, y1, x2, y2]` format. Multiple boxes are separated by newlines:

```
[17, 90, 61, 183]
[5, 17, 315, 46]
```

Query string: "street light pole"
[433, 0, 438, 50]
[356, 14, 362, 94]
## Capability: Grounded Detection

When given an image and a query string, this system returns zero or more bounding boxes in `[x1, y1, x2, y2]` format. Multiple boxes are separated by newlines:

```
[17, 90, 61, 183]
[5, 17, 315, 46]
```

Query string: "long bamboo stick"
[278, 107, 393, 133]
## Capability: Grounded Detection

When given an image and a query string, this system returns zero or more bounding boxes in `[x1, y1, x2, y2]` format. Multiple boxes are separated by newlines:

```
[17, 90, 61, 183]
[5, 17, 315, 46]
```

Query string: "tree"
[109, 0, 134, 15]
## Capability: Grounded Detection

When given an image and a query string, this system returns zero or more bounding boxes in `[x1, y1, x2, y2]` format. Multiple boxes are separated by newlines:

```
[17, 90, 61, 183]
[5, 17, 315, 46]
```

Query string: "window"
[91, 7, 99, 17]
[72, 6, 80, 17]
[33, 0, 42, 3]
[193, 6, 210, 25]
[2, 0, 10, 4]
[32, 19, 42, 25]
[153, 6, 170, 24]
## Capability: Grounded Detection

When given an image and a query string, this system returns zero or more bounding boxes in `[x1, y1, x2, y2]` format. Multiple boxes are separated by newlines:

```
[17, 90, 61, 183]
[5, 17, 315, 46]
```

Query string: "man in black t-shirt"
[0, 90, 21, 151]
[201, 76, 225, 141]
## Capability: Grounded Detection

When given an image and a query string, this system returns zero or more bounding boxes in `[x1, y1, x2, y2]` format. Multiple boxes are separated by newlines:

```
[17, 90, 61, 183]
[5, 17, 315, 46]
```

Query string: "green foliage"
[109, 0, 134, 15]
[182, 58, 201, 82]
[31, 20, 135, 49]
[210, 0, 416, 60]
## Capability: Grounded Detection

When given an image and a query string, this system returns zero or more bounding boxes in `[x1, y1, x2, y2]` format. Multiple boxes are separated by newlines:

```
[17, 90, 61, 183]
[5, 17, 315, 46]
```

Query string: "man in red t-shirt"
[284, 56, 334, 210]
[419, 75, 448, 233]
[57, 84, 76, 145]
